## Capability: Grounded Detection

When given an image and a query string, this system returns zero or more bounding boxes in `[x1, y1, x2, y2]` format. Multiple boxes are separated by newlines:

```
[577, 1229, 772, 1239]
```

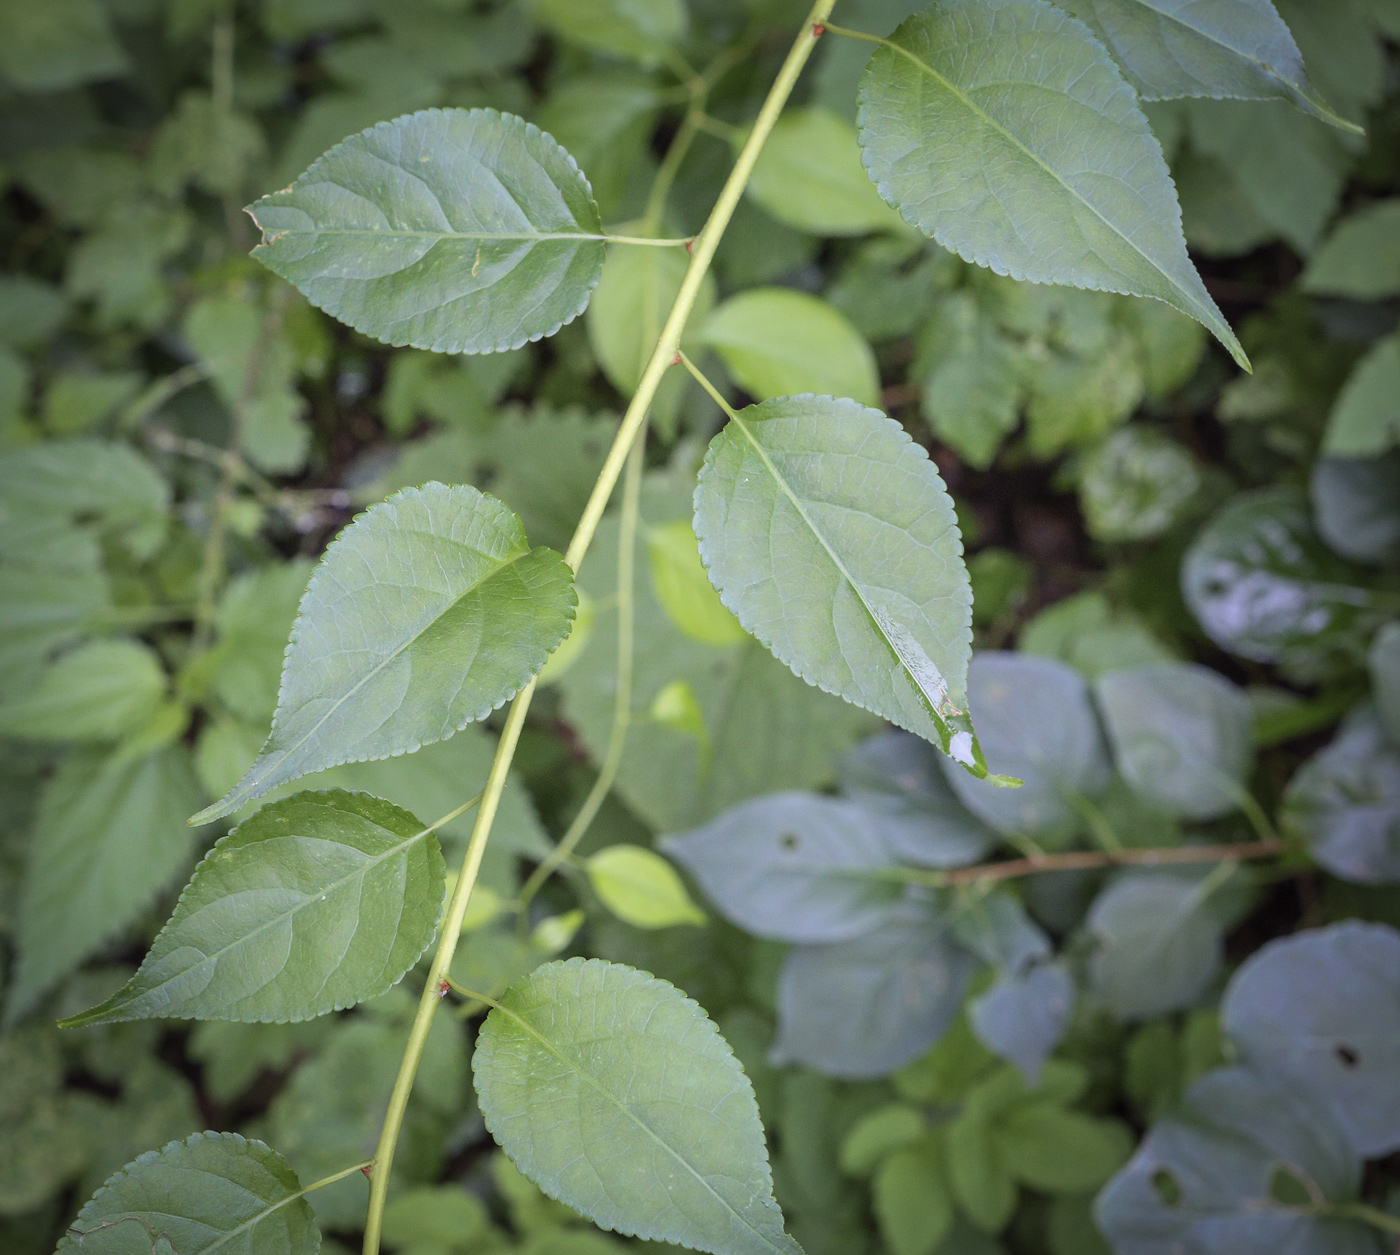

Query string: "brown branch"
[931, 839, 1284, 887]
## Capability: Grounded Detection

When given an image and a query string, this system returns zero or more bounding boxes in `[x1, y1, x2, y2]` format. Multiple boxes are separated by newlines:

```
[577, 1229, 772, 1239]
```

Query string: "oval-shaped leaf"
[702, 290, 880, 407]
[694, 395, 993, 779]
[663, 791, 902, 943]
[584, 843, 707, 929]
[1303, 200, 1400, 298]
[1222, 920, 1400, 1157]
[856, 0, 1247, 367]
[472, 957, 802, 1255]
[0, 638, 165, 741]
[61, 790, 445, 1027]
[646, 519, 747, 647]
[1311, 453, 1400, 566]
[57, 1131, 319, 1255]
[533, 0, 687, 65]
[1324, 333, 1400, 457]
[746, 108, 907, 237]
[772, 902, 974, 1078]
[193, 482, 575, 823]
[939, 653, 1111, 839]
[248, 108, 605, 354]
[1096, 1067, 1375, 1255]
[1061, 0, 1359, 131]
[1095, 662, 1254, 820]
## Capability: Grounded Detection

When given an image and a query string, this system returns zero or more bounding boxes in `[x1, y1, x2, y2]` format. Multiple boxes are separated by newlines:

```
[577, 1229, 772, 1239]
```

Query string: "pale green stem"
[603, 234, 694, 247]
[678, 351, 738, 418]
[1066, 791, 1124, 855]
[360, 8, 838, 1250]
[643, 109, 704, 234]
[517, 435, 645, 914]
[1326, 1202, 1400, 1236]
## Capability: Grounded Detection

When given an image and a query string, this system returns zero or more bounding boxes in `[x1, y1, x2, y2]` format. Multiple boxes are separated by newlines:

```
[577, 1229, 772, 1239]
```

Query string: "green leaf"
[663, 791, 903, 944]
[873, 1142, 954, 1255]
[0, 1026, 89, 1215]
[1094, 662, 1254, 820]
[970, 964, 1076, 1086]
[248, 108, 605, 354]
[5, 746, 202, 1025]
[207, 559, 315, 724]
[472, 957, 803, 1255]
[383, 1186, 489, 1250]
[1373, 623, 1400, 743]
[588, 238, 716, 403]
[537, 73, 661, 216]
[1221, 920, 1400, 1157]
[0, 561, 108, 698]
[857, 0, 1247, 367]
[997, 1104, 1131, 1192]
[1060, 0, 1360, 130]
[0, 0, 128, 91]
[773, 904, 973, 1078]
[694, 396, 994, 779]
[1181, 487, 1377, 673]
[646, 519, 748, 647]
[746, 108, 907, 237]
[1020, 591, 1173, 679]
[838, 730, 996, 869]
[585, 844, 707, 929]
[532, 0, 687, 65]
[42, 369, 143, 435]
[942, 653, 1111, 839]
[1302, 200, 1400, 297]
[701, 291, 880, 408]
[62, 790, 445, 1027]
[0, 274, 67, 347]
[1312, 454, 1400, 566]
[56, 1131, 319, 1255]
[193, 483, 575, 824]
[1324, 334, 1400, 457]
[1087, 873, 1223, 1020]
[840, 1104, 927, 1176]
[1096, 1067, 1376, 1255]
[1077, 426, 1202, 542]
[0, 639, 166, 742]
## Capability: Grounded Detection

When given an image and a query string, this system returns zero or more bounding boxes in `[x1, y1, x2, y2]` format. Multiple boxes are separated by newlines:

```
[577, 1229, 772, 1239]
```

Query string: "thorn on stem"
[684, 237, 694, 253]
[812, 23, 826, 37]
[672, 352, 683, 366]
[437, 979, 451, 998]
[361, 1164, 374, 1179]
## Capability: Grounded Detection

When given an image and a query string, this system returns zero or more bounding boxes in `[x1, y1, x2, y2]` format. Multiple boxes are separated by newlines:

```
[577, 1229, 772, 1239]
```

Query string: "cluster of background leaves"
[3, 0, 1400, 1253]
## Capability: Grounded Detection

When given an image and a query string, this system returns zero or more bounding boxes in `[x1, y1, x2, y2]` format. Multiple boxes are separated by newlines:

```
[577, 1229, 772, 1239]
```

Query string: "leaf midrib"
[873, 29, 1211, 327]
[490, 997, 795, 1255]
[726, 410, 953, 733]
[1118, 0, 1303, 93]
[256, 227, 608, 243]
[84, 821, 433, 1022]
[220, 541, 541, 814]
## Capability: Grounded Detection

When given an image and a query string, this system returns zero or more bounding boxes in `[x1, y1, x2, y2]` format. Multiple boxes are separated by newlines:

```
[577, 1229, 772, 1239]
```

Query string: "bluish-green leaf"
[694, 396, 993, 779]
[772, 903, 973, 1078]
[1094, 662, 1254, 820]
[662, 791, 903, 943]
[472, 957, 803, 1255]
[57, 1131, 319, 1255]
[61, 790, 445, 1027]
[1060, 0, 1360, 130]
[193, 482, 575, 824]
[856, 0, 1247, 367]
[1222, 921, 1400, 1157]
[970, 963, 1075, 1085]
[248, 108, 605, 354]
[1311, 454, 1400, 566]
[1324, 334, 1400, 457]
[1303, 200, 1400, 297]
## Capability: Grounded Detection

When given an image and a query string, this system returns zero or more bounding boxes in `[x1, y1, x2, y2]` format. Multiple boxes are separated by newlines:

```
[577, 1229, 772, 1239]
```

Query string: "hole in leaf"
[1151, 1168, 1181, 1206]
[1334, 1043, 1360, 1068]
[1268, 1165, 1314, 1208]
[779, 833, 799, 851]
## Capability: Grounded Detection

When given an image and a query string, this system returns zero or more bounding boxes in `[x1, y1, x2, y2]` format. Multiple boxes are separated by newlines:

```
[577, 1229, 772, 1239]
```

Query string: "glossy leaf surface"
[694, 396, 987, 777]
[857, 0, 1246, 365]
[473, 958, 802, 1255]
[195, 483, 575, 823]
[248, 108, 604, 354]
[63, 790, 445, 1026]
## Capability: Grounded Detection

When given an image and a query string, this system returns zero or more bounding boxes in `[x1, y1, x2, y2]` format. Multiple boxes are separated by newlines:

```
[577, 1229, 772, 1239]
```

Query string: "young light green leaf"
[646, 519, 748, 647]
[857, 0, 1248, 368]
[1060, 0, 1362, 131]
[873, 1142, 954, 1255]
[5, 746, 202, 1025]
[192, 483, 575, 824]
[1302, 200, 1400, 298]
[746, 108, 908, 237]
[1324, 334, 1400, 457]
[694, 396, 997, 780]
[472, 957, 803, 1255]
[57, 1131, 319, 1255]
[248, 108, 605, 354]
[0, 639, 165, 741]
[702, 290, 880, 408]
[1077, 426, 1202, 542]
[584, 844, 707, 929]
[532, 0, 687, 66]
[62, 790, 445, 1027]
